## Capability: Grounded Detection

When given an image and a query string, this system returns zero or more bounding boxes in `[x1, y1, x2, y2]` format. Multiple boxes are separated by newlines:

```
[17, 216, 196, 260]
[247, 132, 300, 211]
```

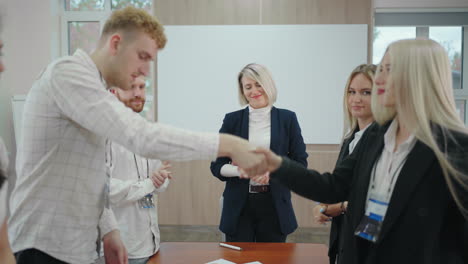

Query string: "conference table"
[148, 242, 329, 264]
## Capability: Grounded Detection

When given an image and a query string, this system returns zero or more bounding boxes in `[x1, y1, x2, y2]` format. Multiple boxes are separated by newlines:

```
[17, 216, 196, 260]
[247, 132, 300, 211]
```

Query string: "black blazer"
[328, 127, 361, 264]
[210, 106, 308, 235]
[271, 122, 468, 264]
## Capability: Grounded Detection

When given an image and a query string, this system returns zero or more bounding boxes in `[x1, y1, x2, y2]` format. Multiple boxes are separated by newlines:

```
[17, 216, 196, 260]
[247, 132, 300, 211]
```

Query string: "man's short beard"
[129, 103, 144, 113]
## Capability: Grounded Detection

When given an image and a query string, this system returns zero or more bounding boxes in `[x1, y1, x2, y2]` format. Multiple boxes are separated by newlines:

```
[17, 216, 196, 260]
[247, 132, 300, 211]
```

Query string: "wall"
[0, 0, 57, 180]
[154, 0, 372, 227]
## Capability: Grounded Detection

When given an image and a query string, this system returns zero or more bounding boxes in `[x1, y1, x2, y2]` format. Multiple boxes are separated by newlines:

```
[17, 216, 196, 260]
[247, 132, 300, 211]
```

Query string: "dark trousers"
[15, 248, 69, 264]
[226, 192, 286, 242]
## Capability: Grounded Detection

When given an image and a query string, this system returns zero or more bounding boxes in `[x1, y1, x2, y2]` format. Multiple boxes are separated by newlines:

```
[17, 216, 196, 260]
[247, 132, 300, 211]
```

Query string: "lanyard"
[370, 153, 409, 197]
[105, 139, 113, 168]
[133, 154, 149, 180]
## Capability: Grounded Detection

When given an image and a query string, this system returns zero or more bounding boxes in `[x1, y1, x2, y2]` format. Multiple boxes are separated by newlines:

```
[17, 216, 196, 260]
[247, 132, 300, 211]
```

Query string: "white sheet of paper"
[205, 259, 237, 264]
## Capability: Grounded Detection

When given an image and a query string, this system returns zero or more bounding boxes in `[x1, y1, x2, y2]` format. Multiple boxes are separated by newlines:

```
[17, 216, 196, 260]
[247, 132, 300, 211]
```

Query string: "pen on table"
[219, 243, 242, 251]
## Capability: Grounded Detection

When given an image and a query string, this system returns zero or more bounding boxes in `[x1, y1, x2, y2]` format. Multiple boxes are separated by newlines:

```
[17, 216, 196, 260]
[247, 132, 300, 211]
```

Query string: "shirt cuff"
[155, 178, 169, 193]
[99, 208, 119, 240]
[220, 164, 240, 177]
[206, 133, 220, 161]
[141, 178, 156, 194]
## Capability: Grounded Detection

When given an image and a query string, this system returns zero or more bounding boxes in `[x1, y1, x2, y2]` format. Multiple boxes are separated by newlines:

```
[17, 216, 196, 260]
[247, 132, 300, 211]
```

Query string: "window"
[60, 0, 155, 120]
[65, 0, 105, 11]
[374, 12, 468, 124]
[456, 99, 466, 123]
[68, 21, 101, 55]
[111, 0, 151, 12]
[429, 27, 463, 90]
[373, 27, 416, 64]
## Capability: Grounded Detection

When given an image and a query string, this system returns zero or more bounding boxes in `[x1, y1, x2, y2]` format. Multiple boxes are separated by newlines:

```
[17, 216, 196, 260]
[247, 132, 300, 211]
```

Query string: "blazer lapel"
[270, 107, 279, 153]
[336, 134, 353, 166]
[240, 107, 249, 140]
[351, 127, 385, 228]
[377, 141, 435, 243]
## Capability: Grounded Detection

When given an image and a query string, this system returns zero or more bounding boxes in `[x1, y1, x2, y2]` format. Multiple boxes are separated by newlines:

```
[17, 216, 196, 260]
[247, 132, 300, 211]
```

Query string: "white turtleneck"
[220, 105, 271, 186]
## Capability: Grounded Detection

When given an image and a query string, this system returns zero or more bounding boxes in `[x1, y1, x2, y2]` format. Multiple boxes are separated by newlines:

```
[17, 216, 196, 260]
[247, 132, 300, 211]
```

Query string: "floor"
[160, 225, 331, 245]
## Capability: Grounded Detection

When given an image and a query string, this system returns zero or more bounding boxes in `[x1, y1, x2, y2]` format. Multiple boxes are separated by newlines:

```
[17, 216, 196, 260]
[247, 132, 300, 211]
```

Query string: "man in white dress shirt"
[8, 7, 267, 264]
[96, 76, 171, 264]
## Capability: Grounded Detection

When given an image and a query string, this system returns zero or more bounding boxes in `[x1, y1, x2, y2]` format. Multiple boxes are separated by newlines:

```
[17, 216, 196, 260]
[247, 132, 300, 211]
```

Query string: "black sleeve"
[287, 112, 308, 168]
[269, 129, 370, 203]
[210, 114, 235, 182]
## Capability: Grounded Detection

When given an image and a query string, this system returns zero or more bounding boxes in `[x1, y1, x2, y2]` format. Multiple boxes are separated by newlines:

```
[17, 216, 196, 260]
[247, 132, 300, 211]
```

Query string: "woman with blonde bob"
[251, 39, 468, 263]
[210, 63, 308, 242]
[313, 63, 377, 264]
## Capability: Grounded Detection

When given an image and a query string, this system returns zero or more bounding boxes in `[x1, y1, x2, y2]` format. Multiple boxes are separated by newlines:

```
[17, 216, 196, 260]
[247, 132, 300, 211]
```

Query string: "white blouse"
[348, 123, 372, 154]
[365, 119, 417, 219]
[220, 106, 271, 186]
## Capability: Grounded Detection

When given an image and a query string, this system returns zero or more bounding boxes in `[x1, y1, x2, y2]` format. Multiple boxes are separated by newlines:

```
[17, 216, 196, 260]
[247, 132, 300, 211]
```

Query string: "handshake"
[219, 134, 283, 180]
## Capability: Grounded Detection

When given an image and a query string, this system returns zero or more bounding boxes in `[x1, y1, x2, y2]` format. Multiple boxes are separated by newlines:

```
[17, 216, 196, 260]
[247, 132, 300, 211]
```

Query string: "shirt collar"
[73, 49, 108, 89]
[384, 119, 416, 153]
[248, 105, 272, 114]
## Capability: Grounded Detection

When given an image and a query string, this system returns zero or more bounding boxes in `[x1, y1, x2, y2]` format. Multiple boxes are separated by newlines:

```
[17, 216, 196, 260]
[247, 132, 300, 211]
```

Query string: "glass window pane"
[429, 27, 463, 90]
[65, 0, 105, 11]
[456, 99, 466, 124]
[68, 22, 101, 55]
[111, 0, 152, 12]
[373, 27, 416, 64]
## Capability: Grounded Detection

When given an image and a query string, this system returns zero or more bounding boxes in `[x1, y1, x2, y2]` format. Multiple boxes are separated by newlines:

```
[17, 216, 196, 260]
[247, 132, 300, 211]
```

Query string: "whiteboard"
[157, 25, 368, 144]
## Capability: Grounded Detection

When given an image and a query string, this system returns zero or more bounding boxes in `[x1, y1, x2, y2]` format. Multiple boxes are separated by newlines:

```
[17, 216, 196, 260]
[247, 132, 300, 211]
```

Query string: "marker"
[219, 243, 242, 251]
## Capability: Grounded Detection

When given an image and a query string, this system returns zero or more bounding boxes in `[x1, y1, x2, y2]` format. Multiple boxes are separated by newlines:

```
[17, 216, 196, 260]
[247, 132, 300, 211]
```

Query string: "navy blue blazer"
[210, 106, 308, 235]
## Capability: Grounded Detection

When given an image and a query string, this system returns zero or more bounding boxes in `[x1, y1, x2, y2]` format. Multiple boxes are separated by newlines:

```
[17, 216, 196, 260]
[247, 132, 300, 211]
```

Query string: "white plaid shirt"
[8, 49, 218, 264]
[103, 143, 168, 259]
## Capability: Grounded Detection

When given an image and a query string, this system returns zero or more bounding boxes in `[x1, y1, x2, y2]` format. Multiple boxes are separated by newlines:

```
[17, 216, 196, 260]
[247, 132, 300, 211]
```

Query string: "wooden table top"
[148, 242, 329, 264]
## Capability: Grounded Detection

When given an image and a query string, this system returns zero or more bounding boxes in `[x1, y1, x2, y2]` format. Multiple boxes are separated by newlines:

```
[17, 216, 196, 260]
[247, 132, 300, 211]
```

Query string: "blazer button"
[417, 208, 428, 217]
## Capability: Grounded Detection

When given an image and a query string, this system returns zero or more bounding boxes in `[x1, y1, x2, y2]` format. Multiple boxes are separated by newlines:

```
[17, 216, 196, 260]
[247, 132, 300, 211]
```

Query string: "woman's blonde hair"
[237, 63, 277, 106]
[343, 64, 377, 138]
[372, 38, 468, 218]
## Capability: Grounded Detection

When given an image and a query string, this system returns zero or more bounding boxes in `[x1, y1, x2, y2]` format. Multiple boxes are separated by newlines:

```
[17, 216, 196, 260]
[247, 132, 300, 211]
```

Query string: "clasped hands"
[231, 146, 283, 181]
[151, 161, 171, 188]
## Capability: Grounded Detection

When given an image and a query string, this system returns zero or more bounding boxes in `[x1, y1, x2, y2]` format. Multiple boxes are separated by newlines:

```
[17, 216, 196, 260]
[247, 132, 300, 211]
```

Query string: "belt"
[249, 185, 270, 193]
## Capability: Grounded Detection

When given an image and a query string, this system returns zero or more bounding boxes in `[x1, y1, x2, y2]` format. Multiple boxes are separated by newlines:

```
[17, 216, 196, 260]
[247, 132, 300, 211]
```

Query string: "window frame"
[57, 0, 155, 120]
[374, 10, 468, 124]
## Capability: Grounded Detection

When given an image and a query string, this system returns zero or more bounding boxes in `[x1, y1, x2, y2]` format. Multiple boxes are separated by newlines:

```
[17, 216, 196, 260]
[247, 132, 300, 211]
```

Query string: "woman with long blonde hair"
[312, 64, 376, 264]
[252, 39, 468, 263]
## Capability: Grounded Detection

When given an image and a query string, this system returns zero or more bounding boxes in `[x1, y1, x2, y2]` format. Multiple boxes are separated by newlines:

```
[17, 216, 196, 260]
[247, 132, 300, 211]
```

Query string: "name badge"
[138, 194, 155, 209]
[354, 195, 389, 243]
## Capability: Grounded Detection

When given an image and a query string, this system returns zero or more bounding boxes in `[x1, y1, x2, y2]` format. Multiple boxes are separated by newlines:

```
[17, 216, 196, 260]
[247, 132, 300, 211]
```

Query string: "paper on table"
[205, 259, 237, 264]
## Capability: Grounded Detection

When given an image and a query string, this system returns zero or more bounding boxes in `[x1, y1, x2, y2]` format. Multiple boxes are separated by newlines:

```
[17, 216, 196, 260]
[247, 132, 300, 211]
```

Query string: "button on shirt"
[365, 119, 417, 218]
[8, 49, 219, 264]
[106, 143, 169, 259]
